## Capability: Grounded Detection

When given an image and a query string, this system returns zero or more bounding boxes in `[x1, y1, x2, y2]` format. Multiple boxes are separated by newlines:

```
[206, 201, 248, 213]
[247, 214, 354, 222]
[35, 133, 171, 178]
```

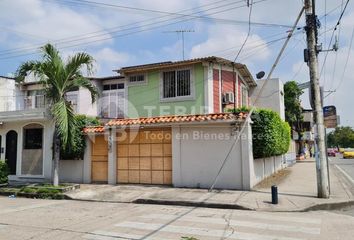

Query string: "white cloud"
[92, 47, 134, 76]
[190, 25, 271, 63]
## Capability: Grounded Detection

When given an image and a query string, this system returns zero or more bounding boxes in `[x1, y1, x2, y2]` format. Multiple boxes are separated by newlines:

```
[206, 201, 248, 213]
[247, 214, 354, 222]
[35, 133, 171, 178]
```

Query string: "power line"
[233, 0, 254, 63]
[326, 26, 354, 99]
[0, 0, 272, 60]
[319, 0, 350, 78]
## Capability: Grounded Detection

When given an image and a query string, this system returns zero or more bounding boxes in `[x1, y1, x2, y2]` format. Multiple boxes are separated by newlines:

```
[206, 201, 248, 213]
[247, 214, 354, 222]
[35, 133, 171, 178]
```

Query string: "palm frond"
[65, 52, 95, 78]
[67, 77, 99, 103]
[15, 60, 43, 82]
[51, 99, 77, 147]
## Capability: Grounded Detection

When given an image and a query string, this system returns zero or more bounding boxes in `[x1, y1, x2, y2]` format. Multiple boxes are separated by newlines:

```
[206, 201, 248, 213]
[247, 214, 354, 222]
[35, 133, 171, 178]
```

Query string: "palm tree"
[16, 44, 98, 186]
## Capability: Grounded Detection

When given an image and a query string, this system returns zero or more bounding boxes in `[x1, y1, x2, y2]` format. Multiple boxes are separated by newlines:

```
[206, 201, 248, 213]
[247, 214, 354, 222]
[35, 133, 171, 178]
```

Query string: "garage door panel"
[163, 144, 172, 156]
[92, 162, 108, 182]
[164, 171, 172, 184]
[128, 144, 139, 156]
[150, 130, 164, 143]
[151, 144, 163, 156]
[117, 144, 128, 157]
[140, 171, 152, 184]
[117, 170, 128, 183]
[163, 157, 172, 170]
[128, 157, 140, 170]
[163, 130, 172, 143]
[152, 170, 164, 184]
[129, 170, 140, 183]
[139, 131, 150, 143]
[139, 144, 151, 156]
[140, 157, 151, 170]
[152, 157, 163, 170]
[117, 157, 128, 170]
[129, 131, 140, 144]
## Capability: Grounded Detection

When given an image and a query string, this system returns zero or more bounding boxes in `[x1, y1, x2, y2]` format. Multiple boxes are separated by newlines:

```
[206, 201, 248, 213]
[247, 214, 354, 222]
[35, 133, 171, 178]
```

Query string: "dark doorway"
[5, 130, 18, 175]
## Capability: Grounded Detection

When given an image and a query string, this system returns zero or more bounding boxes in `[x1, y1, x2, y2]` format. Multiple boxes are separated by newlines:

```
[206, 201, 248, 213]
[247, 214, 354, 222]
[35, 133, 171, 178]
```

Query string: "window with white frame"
[66, 91, 78, 113]
[241, 85, 248, 107]
[162, 69, 191, 99]
[101, 83, 125, 118]
[129, 74, 145, 84]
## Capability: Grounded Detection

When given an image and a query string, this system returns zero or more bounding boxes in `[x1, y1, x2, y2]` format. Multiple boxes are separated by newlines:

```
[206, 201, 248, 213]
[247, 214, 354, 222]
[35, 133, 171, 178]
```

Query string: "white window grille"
[162, 69, 191, 99]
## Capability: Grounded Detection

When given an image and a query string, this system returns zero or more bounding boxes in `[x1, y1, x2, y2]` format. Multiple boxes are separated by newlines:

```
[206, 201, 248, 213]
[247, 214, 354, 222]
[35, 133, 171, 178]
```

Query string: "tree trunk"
[53, 128, 60, 186]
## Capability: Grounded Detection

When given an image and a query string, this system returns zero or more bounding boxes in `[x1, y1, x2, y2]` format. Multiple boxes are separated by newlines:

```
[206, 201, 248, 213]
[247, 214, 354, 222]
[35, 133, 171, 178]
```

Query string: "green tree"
[327, 126, 354, 148]
[16, 44, 98, 186]
[284, 81, 304, 155]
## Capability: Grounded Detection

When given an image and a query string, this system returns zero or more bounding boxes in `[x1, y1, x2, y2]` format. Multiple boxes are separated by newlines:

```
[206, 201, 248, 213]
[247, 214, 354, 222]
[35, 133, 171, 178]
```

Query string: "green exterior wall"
[127, 63, 205, 118]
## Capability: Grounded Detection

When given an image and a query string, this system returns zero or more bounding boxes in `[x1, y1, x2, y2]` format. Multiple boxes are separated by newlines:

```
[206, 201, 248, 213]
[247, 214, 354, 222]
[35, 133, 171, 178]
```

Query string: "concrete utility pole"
[304, 0, 330, 198]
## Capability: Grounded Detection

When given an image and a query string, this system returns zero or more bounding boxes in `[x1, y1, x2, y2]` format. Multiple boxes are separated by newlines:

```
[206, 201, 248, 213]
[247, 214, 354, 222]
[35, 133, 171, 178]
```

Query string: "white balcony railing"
[0, 95, 47, 112]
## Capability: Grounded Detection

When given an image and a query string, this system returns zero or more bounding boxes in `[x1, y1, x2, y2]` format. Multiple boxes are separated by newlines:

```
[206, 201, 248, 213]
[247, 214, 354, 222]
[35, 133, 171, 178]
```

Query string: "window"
[66, 91, 78, 113]
[24, 128, 43, 149]
[103, 83, 125, 90]
[162, 69, 191, 99]
[241, 85, 248, 107]
[129, 75, 145, 84]
[102, 83, 125, 118]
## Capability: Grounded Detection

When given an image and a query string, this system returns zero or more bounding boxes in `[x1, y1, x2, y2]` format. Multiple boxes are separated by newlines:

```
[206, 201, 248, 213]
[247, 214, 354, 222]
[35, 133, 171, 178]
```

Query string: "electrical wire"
[0, 0, 273, 60]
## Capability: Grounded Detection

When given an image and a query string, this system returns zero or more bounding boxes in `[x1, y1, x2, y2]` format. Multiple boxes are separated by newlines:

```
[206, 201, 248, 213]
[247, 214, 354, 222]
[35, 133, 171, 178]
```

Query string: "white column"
[108, 128, 117, 185]
[240, 120, 255, 190]
[83, 136, 92, 183]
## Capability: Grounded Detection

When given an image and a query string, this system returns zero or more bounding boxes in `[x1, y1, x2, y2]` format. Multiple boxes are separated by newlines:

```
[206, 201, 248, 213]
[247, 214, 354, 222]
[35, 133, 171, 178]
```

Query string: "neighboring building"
[293, 109, 315, 157]
[250, 78, 285, 120]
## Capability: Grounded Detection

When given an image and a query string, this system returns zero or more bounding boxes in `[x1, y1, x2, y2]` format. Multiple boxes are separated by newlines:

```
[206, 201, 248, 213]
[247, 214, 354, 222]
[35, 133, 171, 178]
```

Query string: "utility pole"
[304, 0, 330, 198]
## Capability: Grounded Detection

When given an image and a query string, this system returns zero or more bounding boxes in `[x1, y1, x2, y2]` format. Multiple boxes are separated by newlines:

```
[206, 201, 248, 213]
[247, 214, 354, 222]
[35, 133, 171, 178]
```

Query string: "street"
[0, 197, 354, 240]
[329, 154, 354, 196]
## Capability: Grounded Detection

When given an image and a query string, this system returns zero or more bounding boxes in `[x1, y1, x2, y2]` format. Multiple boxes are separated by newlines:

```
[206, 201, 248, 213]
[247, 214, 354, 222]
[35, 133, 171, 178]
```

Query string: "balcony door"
[102, 83, 125, 119]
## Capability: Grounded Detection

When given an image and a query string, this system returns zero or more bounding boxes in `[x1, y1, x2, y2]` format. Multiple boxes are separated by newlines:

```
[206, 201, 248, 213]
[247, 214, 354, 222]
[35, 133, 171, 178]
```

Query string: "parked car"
[339, 148, 345, 153]
[343, 149, 354, 159]
[327, 149, 336, 157]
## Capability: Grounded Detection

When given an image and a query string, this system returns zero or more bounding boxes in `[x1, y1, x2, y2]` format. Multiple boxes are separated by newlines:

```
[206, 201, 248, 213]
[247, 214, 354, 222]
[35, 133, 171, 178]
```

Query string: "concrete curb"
[132, 198, 255, 211]
[64, 194, 354, 212]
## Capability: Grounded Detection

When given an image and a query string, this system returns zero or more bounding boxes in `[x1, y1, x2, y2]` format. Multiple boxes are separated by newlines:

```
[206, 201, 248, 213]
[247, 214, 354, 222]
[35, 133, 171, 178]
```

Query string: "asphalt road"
[329, 154, 354, 217]
[0, 197, 354, 240]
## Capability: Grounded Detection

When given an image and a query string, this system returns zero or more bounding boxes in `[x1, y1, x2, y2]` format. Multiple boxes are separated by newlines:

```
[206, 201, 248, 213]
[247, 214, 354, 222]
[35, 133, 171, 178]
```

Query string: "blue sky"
[0, 0, 353, 126]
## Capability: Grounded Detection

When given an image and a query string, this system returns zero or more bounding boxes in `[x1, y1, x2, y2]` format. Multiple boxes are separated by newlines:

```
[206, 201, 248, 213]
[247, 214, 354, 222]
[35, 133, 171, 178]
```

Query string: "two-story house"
[94, 56, 256, 120]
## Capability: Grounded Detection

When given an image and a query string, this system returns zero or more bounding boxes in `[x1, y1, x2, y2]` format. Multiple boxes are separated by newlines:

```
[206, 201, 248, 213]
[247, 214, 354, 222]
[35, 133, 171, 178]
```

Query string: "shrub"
[228, 108, 291, 159]
[0, 160, 9, 184]
[61, 114, 100, 160]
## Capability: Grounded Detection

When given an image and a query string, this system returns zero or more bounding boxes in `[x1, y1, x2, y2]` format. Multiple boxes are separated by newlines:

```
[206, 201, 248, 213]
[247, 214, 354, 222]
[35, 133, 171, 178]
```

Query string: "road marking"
[140, 213, 321, 235]
[83, 230, 175, 240]
[334, 164, 354, 184]
[115, 221, 306, 240]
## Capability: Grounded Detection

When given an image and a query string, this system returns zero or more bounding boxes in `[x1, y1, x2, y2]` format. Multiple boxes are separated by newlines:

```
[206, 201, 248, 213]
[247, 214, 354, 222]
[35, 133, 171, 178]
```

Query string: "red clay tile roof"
[83, 126, 105, 134]
[83, 112, 247, 133]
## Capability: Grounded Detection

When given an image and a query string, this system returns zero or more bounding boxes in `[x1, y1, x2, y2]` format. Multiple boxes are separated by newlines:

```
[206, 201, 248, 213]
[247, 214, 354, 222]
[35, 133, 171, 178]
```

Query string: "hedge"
[0, 160, 9, 184]
[61, 115, 100, 160]
[229, 108, 291, 159]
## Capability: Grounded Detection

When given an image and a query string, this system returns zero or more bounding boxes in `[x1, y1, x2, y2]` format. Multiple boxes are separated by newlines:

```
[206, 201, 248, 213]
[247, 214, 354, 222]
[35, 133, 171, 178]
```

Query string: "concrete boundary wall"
[253, 155, 285, 185]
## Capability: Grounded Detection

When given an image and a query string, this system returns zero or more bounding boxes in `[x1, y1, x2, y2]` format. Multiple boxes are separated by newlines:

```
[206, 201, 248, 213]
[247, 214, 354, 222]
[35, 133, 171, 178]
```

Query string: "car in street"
[327, 149, 336, 157]
[343, 149, 354, 159]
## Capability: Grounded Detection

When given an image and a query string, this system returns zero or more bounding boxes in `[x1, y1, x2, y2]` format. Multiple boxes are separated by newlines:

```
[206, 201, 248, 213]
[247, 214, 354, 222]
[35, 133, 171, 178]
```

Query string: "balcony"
[0, 95, 49, 122]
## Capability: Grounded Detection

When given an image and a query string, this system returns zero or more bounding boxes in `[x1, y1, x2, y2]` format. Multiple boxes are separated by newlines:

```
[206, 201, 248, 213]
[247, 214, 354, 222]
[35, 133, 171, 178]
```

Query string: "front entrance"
[91, 135, 108, 183]
[117, 128, 172, 185]
[5, 130, 18, 175]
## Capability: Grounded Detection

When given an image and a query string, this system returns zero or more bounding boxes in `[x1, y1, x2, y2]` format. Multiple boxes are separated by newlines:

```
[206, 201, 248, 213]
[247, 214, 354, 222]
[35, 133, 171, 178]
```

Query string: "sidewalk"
[66, 159, 354, 212]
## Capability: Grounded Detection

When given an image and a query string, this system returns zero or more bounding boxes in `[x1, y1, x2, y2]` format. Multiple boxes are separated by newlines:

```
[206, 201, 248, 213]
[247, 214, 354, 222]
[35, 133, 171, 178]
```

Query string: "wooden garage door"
[117, 128, 172, 185]
[91, 135, 108, 183]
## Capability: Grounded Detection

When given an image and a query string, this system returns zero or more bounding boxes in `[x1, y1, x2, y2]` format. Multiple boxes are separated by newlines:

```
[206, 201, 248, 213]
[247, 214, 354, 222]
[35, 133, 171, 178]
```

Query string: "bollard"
[271, 185, 278, 204]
